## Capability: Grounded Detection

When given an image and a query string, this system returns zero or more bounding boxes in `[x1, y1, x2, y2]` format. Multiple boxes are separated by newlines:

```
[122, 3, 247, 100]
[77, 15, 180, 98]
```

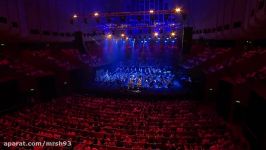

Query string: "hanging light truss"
[73, 7, 183, 19]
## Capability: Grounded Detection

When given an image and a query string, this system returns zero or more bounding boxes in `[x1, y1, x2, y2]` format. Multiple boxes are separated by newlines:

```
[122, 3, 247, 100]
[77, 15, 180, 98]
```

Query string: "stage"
[80, 40, 191, 97]
[81, 62, 192, 98]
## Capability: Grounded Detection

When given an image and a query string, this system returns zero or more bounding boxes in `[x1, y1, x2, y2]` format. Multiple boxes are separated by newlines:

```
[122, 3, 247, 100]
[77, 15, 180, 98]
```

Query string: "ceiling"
[1, 0, 266, 41]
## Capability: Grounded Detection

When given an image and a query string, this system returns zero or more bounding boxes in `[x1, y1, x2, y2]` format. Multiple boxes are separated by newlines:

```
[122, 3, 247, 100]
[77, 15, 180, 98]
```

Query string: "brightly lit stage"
[95, 63, 182, 89]
[82, 62, 191, 98]
[81, 37, 190, 97]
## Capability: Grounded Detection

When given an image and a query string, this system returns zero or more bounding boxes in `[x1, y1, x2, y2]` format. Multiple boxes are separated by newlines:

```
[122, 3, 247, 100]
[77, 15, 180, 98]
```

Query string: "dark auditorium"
[0, 0, 266, 149]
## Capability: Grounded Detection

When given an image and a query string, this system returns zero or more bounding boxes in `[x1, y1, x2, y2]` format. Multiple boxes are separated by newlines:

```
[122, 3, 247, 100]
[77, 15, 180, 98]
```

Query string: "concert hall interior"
[0, 0, 266, 149]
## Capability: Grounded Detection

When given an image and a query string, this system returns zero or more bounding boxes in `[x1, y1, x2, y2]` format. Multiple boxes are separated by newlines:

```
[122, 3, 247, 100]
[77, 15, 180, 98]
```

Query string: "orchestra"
[96, 63, 175, 90]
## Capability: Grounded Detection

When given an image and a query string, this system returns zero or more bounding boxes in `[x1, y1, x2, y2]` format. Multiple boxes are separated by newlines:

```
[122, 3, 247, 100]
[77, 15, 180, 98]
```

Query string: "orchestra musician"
[137, 77, 142, 89]
[128, 78, 134, 89]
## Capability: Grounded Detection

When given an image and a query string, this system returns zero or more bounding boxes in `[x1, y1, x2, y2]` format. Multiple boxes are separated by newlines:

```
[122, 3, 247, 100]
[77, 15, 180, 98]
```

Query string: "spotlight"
[126, 37, 129, 40]
[94, 12, 99, 17]
[121, 33, 125, 37]
[154, 32, 159, 37]
[149, 10, 154, 14]
[106, 34, 112, 39]
[73, 14, 78, 19]
[175, 7, 182, 13]
[0, 43, 5, 46]
[171, 32, 176, 37]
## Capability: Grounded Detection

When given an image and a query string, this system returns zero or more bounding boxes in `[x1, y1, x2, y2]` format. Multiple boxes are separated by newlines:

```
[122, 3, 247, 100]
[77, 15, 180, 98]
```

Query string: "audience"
[181, 47, 231, 69]
[182, 46, 266, 85]
[0, 95, 248, 149]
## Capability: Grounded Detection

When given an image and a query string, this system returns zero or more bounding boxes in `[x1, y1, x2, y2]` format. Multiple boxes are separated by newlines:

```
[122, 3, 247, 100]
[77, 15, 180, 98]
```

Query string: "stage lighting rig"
[72, 14, 78, 19]
[154, 32, 159, 37]
[175, 7, 182, 13]
[94, 12, 99, 17]
[106, 33, 112, 39]
[171, 32, 176, 37]
[149, 10, 154, 14]
[121, 33, 126, 37]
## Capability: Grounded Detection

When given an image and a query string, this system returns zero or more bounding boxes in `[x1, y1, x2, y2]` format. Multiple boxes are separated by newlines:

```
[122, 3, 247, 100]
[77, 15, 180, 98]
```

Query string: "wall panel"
[0, 0, 9, 35]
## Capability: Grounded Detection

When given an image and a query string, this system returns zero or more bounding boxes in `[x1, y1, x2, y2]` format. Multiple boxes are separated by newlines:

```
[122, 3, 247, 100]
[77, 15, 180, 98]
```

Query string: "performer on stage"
[128, 78, 134, 89]
[96, 62, 177, 90]
[137, 77, 142, 89]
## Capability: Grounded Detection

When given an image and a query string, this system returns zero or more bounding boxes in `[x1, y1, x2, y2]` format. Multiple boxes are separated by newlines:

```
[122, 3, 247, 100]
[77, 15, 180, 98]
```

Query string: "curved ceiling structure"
[188, 0, 266, 40]
[0, 0, 265, 42]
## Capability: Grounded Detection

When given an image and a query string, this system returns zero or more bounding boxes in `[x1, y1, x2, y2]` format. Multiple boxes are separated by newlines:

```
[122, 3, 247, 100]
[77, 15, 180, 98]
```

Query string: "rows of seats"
[182, 46, 266, 85]
[0, 95, 248, 150]
[60, 49, 108, 67]
[222, 66, 266, 85]
[204, 48, 266, 74]
[203, 48, 266, 85]
[0, 48, 109, 83]
[181, 47, 231, 70]
[23, 49, 79, 71]
[8, 60, 53, 77]
[0, 54, 52, 78]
